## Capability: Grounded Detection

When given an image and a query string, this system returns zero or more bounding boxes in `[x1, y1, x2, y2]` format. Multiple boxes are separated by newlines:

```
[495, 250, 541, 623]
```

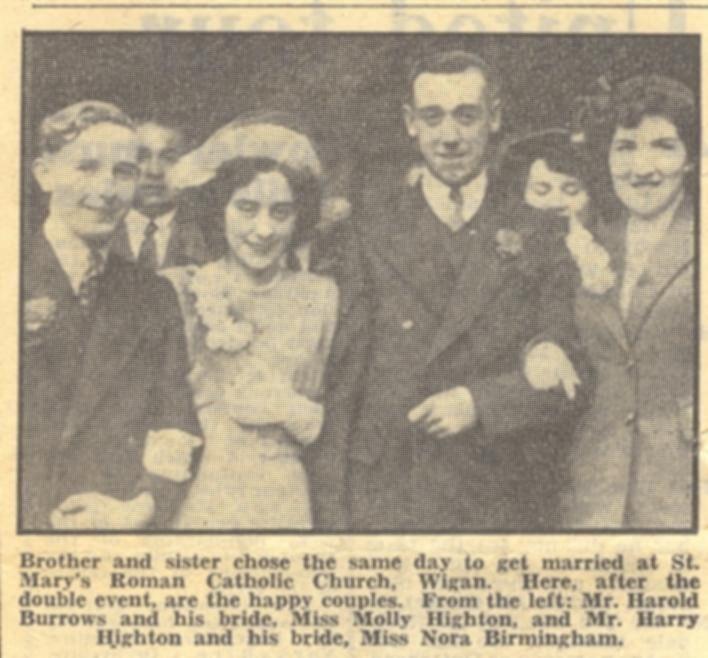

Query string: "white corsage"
[143, 429, 203, 482]
[189, 263, 255, 353]
[495, 228, 524, 257]
[564, 220, 616, 295]
[524, 341, 581, 400]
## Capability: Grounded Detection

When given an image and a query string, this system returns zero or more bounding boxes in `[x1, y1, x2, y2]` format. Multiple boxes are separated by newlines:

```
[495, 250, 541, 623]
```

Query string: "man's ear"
[403, 104, 418, 139]
[489, 98, 502, 134]
[32, 157, 54, 193]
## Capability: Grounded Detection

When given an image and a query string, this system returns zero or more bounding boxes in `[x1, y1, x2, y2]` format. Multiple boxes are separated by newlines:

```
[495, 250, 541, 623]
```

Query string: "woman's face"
[224, 170, 297, 274]
[524, 158, 589, 221]
[608, 114, 688, 220]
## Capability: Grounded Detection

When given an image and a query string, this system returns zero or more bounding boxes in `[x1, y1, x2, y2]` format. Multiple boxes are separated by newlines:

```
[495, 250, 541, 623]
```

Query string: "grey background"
[23, 33, 699, 229]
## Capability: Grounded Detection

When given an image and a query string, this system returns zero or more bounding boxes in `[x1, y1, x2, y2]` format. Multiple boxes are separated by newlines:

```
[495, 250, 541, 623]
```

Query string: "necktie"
[138, 220, 159, 270]
[77, 249, 105, 317]
[449, 185, 465, 232]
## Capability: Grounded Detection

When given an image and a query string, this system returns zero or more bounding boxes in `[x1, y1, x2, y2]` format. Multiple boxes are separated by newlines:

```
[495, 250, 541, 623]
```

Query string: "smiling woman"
[563, 74, 697, 529]
[159, 116, 340, 530]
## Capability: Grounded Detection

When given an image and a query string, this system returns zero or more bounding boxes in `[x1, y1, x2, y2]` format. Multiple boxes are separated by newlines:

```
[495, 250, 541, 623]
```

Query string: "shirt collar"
[420, 167, 488, 231]
[43, 215, 111, 294]
[124, 207, 178, 231]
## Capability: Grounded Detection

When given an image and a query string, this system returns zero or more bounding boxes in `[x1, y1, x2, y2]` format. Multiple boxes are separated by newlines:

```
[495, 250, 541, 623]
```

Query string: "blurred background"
[23, 33, 699, 230]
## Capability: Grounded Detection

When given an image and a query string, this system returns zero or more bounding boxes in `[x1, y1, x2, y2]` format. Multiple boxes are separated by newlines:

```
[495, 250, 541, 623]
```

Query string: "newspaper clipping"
[1, 1, 706, 656]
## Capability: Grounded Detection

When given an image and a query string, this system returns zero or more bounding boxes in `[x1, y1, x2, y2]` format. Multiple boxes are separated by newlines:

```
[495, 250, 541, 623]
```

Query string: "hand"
[24, 297, 57, 332]
[225, 357, 299, 427]
[407, 387, 477, 439]
[678, 398, 694, 443]
[524, 342, 580, 400]
[293, 361, 323, 400]
[143, 429, 203, 482]
[50, 491, 155, 530]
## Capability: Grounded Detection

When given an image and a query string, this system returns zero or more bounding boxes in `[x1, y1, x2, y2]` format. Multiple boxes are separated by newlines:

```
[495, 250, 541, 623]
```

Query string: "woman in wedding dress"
[162, 121, 338, 529]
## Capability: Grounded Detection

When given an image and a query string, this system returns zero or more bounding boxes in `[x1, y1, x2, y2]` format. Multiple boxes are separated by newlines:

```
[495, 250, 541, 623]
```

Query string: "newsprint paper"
[1, 0, 708, 656]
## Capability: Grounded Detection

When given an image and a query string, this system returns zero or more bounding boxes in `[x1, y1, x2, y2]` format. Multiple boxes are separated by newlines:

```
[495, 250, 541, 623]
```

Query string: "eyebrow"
[417, 103, 482, 112]
[115, 162, 140, 172]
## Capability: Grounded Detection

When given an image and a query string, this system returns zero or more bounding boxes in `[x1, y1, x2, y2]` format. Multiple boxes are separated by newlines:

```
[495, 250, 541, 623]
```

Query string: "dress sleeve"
[282, 277, 339, 444]
[318, 278, 340, 377]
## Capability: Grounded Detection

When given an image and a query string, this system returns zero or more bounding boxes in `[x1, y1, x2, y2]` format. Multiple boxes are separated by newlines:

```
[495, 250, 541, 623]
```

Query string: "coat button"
[625, 411, 637, 425]
[401, 319, 414, 330]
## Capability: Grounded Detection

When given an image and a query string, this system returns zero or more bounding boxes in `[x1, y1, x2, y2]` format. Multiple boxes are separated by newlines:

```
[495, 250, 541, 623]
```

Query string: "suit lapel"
[425, 201, 506, 364]
[24, 232, 75, 301]
[60, 257, 148, 446]
[368, 183, 451, 316]
[590, 215, 631, 352]
[163, 206, 186, 267]
[624, 197, 694, 342]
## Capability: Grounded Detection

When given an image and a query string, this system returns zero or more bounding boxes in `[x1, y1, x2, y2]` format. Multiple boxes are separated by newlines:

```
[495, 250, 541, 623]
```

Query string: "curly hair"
[609, 74, 696, 159]
[497, 130, 592, 206]
[191, 156, 321, 264]
[38, 100, 133, 155]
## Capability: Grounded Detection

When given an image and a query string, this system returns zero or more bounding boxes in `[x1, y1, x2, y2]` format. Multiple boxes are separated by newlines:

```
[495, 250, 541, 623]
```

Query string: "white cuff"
[284, 395, 324, 446]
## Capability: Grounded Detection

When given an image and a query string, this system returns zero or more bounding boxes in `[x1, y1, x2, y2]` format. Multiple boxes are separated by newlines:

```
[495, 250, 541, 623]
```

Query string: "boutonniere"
[188, 263, 255, 353]
[495, 228, 523, 257]
[24, 297, 57, 333]
[564, 226, 616, 296]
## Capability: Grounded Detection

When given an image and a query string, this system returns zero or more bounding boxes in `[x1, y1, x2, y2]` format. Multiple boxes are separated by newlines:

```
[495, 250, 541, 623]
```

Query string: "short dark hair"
[498, 130, 591, 203]
[195, 156, 321, 262]
[407, 50, 501, 105]
[609, 74, 697, 159]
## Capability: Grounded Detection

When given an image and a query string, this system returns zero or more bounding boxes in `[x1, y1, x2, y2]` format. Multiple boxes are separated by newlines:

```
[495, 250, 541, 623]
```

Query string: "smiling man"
[22, 101, 201, 530]
[327, 51, 589, 531]
[112, 120, 210, 269]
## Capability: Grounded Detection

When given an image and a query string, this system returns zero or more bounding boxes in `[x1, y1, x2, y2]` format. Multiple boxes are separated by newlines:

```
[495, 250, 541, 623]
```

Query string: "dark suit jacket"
[303, 221, 371, 531]
[323, 175, 587, 531]
[21, 233, 200, 530]
[111, 205, 211, 268]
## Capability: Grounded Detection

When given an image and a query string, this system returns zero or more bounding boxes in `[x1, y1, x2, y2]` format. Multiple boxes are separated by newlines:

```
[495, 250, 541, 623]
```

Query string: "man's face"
[33, 122, 139, 245]
[134, 122, 185, 215]
[404, 67, 500, 186]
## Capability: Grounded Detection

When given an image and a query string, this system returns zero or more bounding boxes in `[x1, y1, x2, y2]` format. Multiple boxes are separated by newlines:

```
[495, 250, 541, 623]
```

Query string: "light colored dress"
[162, 260, 338, 529]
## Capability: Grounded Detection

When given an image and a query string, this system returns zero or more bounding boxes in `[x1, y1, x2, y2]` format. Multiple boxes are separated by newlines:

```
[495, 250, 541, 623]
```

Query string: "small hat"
[168, 111, 350, 232]
[168, 111, 322, 190]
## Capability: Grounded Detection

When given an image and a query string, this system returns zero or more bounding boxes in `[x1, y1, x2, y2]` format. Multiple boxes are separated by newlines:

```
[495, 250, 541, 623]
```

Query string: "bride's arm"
[284, 280, 340, 444]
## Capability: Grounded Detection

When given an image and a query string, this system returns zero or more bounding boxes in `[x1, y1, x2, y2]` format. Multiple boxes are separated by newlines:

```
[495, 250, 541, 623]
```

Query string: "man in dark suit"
[330, 51, 587, 531]
[111, 120, 211, 269]
[22, 101, 201, 530]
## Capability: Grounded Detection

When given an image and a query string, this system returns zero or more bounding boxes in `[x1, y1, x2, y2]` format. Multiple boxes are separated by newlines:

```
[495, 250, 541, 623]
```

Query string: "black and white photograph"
[20, 32, 699, 533]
